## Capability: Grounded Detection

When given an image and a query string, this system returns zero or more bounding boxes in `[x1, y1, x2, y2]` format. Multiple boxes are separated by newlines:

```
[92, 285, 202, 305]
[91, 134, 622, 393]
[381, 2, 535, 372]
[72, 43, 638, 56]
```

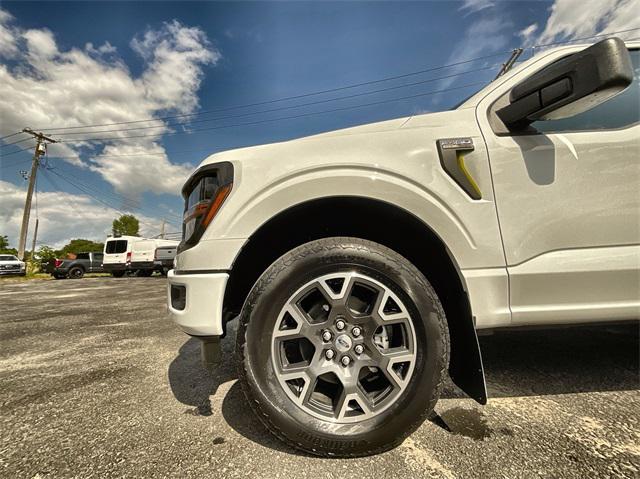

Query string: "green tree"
[36, 245, 58, 262]
[0, 235, 18, 255]
[59, 239, 105, 257]
[112, 214, 140, 236]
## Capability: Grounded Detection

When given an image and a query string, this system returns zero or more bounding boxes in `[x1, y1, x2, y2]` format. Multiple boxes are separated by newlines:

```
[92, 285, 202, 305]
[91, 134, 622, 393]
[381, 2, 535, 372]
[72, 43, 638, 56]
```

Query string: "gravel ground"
[1, 277, 638, 478]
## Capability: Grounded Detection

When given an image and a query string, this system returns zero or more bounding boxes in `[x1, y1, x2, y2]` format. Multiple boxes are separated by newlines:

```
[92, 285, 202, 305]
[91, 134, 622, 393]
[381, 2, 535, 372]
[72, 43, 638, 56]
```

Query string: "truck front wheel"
[236, 237, 449, 457]
[68, 266, 85, 279]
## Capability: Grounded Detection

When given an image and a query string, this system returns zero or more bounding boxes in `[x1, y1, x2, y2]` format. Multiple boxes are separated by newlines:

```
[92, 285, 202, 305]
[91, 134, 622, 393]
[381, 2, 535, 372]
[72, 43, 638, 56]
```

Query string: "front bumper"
[0, 269, 24, 276]
[167, 269, 229, 336]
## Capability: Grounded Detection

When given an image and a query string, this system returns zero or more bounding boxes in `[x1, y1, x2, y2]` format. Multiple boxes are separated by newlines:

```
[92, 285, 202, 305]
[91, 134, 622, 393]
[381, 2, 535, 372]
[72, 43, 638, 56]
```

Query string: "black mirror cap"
[498, 37, 633, 130]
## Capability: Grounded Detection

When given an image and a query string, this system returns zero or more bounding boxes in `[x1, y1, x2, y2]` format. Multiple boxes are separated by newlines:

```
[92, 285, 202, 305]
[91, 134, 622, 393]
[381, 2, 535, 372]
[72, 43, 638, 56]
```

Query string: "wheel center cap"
[334, 334, 352, 352]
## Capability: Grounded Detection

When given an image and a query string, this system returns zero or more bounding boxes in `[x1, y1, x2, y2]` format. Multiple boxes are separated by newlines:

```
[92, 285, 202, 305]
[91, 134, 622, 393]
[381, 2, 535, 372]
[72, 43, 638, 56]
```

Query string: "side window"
[532, 49, 639, 133]
[93, 253, 103, 261]
[76, 253, 90, 260]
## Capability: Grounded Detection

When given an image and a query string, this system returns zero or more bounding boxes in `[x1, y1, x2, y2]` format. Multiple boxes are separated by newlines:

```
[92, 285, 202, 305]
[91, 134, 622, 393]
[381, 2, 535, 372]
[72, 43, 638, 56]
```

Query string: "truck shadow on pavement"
[168, 321, 639, 451]
[167, 335, 236, 417]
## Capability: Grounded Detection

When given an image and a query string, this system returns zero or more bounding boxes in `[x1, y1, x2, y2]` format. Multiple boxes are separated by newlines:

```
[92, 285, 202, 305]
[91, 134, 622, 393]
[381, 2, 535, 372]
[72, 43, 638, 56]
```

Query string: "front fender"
[206, 164, 503, 271]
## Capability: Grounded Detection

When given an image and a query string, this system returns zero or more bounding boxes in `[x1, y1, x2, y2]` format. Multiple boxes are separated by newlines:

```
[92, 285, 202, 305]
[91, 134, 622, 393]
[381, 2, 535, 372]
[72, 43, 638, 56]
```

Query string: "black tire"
[237, 237, 449, 457]
[111, 271, 125, 278]
[68, 266, 85, 279]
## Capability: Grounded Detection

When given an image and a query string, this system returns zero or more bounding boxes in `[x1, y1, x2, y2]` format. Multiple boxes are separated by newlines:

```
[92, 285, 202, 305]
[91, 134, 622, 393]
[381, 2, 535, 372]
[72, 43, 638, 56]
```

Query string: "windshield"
[0, 255, 19, 261]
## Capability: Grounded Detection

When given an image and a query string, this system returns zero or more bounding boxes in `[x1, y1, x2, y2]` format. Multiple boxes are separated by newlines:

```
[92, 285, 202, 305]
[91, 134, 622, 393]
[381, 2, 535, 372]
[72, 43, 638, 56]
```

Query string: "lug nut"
[354, 344, 364, 355]
[340, 356, 351, 366]
[335, 319, 346, 331]
[325, 349, 335, 360]
[321, 330, 332, 342]
[351, 326, 362, 337]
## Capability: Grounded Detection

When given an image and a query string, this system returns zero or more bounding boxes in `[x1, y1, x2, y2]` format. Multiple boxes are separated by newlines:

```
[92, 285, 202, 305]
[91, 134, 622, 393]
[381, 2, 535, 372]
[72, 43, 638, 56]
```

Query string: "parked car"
[102, 235, 138, 277]
[167, 38, 639, 456]
[0, 254, 26, 276]
[155, 244, 178, 275]
[130, 239, 179, 276]
[48, 252, 104, 279]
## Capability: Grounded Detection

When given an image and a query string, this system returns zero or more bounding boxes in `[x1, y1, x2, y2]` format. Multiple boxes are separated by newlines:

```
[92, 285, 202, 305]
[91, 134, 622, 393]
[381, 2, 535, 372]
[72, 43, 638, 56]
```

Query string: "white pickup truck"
[167, 38, 639, 456]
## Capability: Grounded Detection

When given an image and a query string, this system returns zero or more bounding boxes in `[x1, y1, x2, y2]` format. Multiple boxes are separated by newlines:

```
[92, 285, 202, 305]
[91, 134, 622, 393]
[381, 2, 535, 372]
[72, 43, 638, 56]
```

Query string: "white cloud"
[0, 10, 219, 197]
[435, 16, 511, 98]
[0, 180, 164, 248]
[0, 9, 18, 57]
[459, 0, 495, 14]
[518, 23, 538, 44]
[520, 0, 640, 48]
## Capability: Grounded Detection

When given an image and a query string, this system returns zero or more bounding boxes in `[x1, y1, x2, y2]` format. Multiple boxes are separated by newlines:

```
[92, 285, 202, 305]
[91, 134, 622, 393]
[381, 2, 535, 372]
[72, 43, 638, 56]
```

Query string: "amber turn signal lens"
[201, 183, 233, 228]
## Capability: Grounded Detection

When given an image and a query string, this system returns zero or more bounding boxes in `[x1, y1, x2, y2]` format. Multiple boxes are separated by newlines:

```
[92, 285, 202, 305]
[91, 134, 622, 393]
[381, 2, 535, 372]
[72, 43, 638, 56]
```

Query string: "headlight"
[180, 162, 233, 250]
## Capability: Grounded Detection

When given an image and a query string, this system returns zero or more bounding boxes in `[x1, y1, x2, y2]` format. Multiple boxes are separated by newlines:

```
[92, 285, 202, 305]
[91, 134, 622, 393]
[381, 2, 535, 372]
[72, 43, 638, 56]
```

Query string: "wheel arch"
[224, 196, 487, 404]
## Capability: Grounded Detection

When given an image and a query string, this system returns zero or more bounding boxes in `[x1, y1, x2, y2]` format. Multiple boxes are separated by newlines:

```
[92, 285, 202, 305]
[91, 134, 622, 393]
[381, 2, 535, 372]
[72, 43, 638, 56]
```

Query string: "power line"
[0, 131, 25, 141]
[32, 27, 640, 136]
[51, 162, 182, 222]
[1, 136, 33, 147]
[46, 64, 501, 137]
[47, 147, 213, 160]
[0, 145, 37, 158]
[58, 81, 486, 144]
[35, 52, 511, 133]
[45, 168, 169, 233]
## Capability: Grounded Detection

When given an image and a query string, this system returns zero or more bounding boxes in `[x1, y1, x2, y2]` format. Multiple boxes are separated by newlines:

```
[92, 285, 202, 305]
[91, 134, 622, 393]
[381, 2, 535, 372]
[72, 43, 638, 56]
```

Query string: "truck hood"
[198, 115, 415, 167]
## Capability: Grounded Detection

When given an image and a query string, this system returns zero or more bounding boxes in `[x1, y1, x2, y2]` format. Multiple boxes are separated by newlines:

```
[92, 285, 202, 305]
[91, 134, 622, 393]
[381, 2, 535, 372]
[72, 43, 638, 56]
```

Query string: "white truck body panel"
[130, 239, 179, 264]
[169, 41, 640, 336]
[475, 45, 640, 324]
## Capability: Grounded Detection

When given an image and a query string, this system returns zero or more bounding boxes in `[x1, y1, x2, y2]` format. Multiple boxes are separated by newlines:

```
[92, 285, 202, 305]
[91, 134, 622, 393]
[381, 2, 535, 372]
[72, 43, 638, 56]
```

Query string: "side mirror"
[497, 37, 633, 131]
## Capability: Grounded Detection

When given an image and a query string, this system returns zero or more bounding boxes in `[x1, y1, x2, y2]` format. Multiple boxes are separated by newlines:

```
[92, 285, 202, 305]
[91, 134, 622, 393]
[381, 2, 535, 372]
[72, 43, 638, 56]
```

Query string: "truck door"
[477, 48, 640, 325]
[93, 253, 104, 272]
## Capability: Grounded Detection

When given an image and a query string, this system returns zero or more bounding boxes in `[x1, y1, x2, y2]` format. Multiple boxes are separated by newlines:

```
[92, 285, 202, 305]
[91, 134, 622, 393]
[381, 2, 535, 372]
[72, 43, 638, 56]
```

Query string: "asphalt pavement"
[1, 277, 638, 478]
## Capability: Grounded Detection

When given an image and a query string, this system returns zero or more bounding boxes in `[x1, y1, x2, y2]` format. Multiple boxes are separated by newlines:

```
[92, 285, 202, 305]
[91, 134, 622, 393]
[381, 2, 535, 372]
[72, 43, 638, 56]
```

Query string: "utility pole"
[17, 128, 57, 260]
[30, 219, 39, 261]
[494, 48, 524, 80]
[160, 219, 166, 239]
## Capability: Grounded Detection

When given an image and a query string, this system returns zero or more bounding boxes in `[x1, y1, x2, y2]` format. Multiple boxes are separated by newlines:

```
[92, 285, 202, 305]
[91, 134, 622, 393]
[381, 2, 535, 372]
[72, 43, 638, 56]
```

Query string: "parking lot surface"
[1, 277, 638, 478]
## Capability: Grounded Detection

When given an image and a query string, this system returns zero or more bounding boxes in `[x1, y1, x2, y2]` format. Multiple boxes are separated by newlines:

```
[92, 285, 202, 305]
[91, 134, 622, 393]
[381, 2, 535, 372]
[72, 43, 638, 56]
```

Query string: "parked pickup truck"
[0, 254, 26, 276]
[167, 38, 639, 457]
[49, 252, 104, 279]
[155, 245, 177, 275]
[130, 239, 179, 276]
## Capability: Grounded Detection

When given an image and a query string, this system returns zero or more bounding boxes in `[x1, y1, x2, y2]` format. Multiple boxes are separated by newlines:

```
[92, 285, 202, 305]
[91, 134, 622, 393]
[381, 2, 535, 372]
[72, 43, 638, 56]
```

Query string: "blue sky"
[1, 0, 638, 247]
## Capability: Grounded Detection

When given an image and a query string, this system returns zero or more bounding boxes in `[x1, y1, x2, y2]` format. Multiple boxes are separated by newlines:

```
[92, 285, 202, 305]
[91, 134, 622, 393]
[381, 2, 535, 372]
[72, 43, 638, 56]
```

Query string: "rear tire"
[111, 271, 125, 278]
[68, 267, 85, 279]
[237, 237, 449, 457]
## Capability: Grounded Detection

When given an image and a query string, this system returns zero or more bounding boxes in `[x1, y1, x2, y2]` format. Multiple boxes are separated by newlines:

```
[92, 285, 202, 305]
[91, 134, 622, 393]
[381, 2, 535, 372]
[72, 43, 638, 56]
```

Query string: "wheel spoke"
[281, 369, 316, 406]
[273, 304, 320, 341]
[334, 378, 373, 421]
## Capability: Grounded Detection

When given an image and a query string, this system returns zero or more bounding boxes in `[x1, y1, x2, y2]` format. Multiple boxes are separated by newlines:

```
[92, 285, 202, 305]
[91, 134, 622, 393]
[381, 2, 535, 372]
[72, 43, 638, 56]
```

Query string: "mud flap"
[448, 316, 488, 405]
